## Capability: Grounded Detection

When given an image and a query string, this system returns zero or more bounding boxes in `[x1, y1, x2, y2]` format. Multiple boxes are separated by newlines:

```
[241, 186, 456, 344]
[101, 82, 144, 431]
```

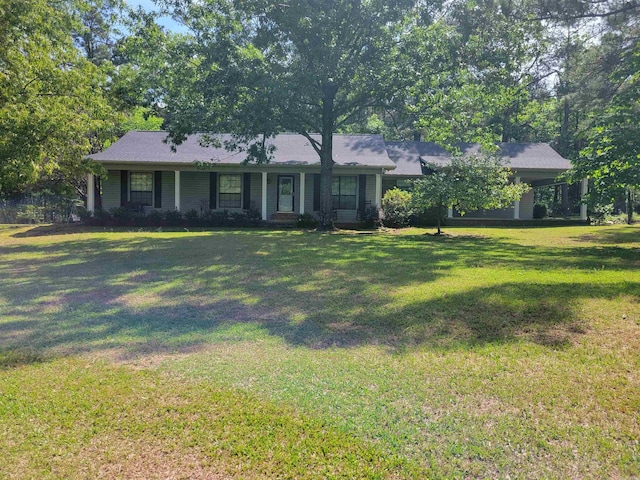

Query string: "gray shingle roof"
[384, 142, 572, 176]
[89, 132, 571, 175]
[89, 131, 396, 169]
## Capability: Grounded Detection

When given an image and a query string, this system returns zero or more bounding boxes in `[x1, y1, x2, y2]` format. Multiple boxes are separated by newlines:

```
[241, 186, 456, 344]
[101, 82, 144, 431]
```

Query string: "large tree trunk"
[627, 187, 634, 225]
[318, 144, 334, 230]
[317, 82, 338, 231]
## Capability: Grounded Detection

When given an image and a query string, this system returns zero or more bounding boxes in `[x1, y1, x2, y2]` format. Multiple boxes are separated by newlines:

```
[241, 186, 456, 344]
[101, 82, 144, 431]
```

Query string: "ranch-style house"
[86, 131, 588, 223]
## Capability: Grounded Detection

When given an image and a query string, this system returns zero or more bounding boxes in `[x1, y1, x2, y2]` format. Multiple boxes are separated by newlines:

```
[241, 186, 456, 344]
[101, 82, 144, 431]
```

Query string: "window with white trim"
[332, 176, 357, 210]
[219, 174, 242, 208]
[130, 172, 153, 206]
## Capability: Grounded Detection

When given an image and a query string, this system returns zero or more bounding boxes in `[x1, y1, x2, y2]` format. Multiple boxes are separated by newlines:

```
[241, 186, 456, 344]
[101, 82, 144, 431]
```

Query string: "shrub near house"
[381, 188, 415, 227]
[81, 206, 262, 228]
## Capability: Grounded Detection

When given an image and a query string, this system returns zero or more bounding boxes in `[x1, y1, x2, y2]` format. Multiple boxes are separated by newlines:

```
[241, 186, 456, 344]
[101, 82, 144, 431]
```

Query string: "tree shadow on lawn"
[0, 230, 638, 364]
[283, 281, 639, 350]
[8, 224, 95, 237]
[571, 225, 640, 246]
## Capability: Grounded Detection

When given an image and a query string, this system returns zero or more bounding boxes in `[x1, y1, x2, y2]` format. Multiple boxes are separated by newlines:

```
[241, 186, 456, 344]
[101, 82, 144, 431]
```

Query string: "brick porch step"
[270, 212, 298, 224]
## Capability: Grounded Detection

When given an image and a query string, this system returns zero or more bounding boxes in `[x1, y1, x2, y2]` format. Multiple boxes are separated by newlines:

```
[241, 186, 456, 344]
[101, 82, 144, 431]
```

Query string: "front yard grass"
[0, 223, 638, 478]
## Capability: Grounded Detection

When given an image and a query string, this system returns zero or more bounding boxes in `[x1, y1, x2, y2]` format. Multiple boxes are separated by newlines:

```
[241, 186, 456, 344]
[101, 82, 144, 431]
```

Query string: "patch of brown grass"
[79, 438, 230, 480]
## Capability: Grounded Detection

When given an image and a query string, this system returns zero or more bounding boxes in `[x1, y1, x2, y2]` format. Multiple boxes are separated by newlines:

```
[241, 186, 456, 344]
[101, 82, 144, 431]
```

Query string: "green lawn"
[0, 223, 638, 478]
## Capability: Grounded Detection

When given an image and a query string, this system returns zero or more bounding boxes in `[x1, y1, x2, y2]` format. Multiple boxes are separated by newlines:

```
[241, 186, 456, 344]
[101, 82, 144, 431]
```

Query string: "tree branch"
[516, 2, 639, 22]
[296, 130, 322, 155]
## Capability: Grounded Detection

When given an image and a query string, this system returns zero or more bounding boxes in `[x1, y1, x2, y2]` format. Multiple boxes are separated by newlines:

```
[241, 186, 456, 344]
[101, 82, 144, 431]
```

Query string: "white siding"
[293, 175, 300, 213]
[335, 210, 357, 223]
[102, 170, 121, 210]
[304, 175, 317, 217]
[180, 172, 209, 213]
[161, 171, 175, 210]
[266, 174, 278, 218]
[463, 207, 515, 219]
[520, 189, 535, 220]
[249, 173, 262, 212]
[467, 188, 534, 220]
[382, 177, 398, 195]
[365, 175, 376, 205]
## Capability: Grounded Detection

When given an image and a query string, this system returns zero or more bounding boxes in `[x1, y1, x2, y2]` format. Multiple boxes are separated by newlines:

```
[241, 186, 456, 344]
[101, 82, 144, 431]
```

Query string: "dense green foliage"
[0, 0, 163, 200]
[78, 205, 263, 227]
[381, 188, 416, 228]
[1, 0, 638, 218]
[574, 41, 640, 223]
[412, 154, 530, 233]
[533, 1, 639, 221]
[0, 0, 117, 196]
[119, 106, 164, 132]
[126, 0, 425, 228]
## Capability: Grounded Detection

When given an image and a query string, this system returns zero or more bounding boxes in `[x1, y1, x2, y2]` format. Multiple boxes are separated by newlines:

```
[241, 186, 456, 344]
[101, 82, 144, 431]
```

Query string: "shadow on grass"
[572, 225, 640, 245]
[8, 224, 94, 237]
[8, 224, 298, 238]
[0, 347, 45, 369]
[0, 229, 638, 361]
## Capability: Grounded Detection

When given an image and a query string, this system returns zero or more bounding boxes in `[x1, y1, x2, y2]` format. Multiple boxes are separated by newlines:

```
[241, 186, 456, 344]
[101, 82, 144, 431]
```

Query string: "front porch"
[382, 174, 589, 222]
[87, 169, 384, 224]
[445, 176, 588, 222]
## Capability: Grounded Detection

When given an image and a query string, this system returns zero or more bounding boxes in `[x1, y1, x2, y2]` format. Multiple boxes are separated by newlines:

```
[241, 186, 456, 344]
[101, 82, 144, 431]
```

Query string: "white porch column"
[299, 172, 306, 215]
[174, 170, 181, 211]
[513, 176, 521, 219]
[261, 171, 268, 220]
[87, 173, 95, 213]
[580, 177, 588, 221]
[375, 172, 382, 208]
[447, 207, 453, 218]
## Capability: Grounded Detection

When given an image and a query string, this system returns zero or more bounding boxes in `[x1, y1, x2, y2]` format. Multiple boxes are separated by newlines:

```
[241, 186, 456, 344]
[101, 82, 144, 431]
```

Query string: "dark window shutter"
[243, 173, 251, 209]
[95, 176, 102, 210]
[358, 175, 366, 210]
[154, 171, 162, 208]
[209, 172, 217, 209]
[313, 174, 321, 211]
[120, 170, 128, 206]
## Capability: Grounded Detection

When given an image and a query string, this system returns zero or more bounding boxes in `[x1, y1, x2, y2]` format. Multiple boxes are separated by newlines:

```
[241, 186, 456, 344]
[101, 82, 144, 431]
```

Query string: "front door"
[278, 176, 294, 212]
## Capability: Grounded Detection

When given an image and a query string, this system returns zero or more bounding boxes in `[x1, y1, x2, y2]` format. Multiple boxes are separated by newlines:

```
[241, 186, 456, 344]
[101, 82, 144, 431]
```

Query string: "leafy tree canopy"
[73, 0, 125, 65]
[575, 40, 640, 223]
[0, 0, 118, 197]
[412, 154, 530, 234]
[119, 106, 164, 133]
[127, 0, 446, 228]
